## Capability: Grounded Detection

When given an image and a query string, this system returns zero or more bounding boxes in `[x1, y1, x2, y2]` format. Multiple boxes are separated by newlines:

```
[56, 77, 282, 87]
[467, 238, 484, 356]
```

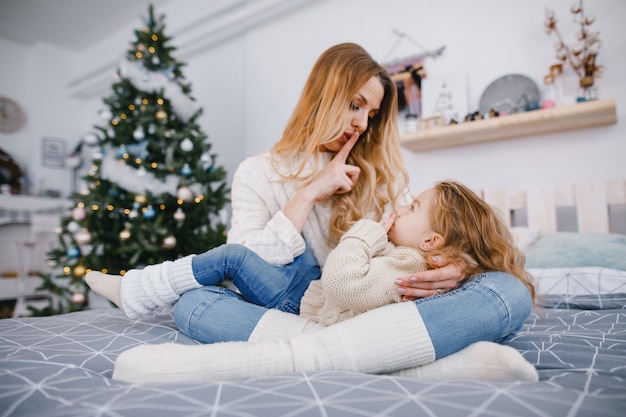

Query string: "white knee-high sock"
[121, 255, 201, 319]
[113, 302, 434, 383]
[387, 341, 539, 382]
[248, 309, 325, 342]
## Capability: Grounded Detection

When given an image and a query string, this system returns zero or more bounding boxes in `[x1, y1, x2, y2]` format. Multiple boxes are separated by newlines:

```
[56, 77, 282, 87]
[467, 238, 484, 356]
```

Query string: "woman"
[172, 42, 478, 344]
[92, 43, 534, 382]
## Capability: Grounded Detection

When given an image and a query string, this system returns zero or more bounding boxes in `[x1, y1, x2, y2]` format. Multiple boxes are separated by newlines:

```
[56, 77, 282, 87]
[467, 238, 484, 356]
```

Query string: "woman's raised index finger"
[334, 132, 359, 163]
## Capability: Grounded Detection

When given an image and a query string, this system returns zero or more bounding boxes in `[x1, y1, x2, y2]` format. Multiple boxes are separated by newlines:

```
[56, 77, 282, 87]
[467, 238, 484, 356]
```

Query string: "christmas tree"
[36, 5, 229, 315]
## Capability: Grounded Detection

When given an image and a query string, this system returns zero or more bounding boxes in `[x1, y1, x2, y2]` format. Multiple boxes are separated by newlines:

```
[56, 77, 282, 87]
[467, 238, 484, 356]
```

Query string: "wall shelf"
[400, 98, 617, 152]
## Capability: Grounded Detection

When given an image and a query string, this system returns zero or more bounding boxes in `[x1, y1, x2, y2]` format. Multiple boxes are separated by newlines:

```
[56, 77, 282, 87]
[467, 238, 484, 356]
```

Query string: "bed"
[1, 179, 626, 417]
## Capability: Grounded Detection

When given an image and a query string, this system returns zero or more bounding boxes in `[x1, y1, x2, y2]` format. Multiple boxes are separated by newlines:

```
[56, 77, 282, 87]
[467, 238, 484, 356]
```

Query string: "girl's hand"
[306, 132, 361, 202]
[380, 213, 395, 234]
[394, 256, 466, 301]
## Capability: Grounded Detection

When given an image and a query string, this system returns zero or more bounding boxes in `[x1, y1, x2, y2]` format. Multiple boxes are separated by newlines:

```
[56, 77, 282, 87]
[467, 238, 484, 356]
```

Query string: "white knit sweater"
[227, 152, 409, 269]
[299, 219, 429, 325]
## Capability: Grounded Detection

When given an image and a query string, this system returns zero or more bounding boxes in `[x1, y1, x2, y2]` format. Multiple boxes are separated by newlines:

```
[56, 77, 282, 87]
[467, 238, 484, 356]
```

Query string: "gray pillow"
[525, 232, 626, 270]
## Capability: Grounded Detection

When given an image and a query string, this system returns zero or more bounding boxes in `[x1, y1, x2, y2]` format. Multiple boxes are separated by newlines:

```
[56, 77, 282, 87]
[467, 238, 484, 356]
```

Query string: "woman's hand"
[283, 133, 361, 233]
[306, 132, 361, 202]
[394, 256, 466, 301]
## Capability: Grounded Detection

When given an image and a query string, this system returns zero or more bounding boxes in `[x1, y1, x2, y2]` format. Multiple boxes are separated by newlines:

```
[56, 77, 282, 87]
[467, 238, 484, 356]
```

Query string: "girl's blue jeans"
[174, 244, 532, 359]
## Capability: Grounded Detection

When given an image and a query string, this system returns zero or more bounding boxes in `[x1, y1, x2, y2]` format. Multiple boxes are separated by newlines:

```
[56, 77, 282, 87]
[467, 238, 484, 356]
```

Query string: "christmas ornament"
[143, 205, 156, 219]
[72, 206, 86, 221]
[133, 127, 145, 140]
[155, 109, 168, 121]
[181, 164, 192, 177]
[135, 194, 147, 205]
[67, 246, 80, 258]
[176, 186, 193, 202]
[174, 208, 186, 221]
[128, 209, 139, 219]
[83, 132, 99, 145]
[119, 228, 132, 241]
[162, 235, 177, 249]
[71, 291, 86, 305]
[74, 228, 92, 245]
[180, 138, 194, 151]
[73, 264, 86, 278]
[67, 221, 81, 234]
[79, 183, 90, 195]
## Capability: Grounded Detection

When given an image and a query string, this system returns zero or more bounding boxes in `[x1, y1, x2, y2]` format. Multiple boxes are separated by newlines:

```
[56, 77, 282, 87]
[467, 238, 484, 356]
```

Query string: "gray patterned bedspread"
[1, 295, 625, 417]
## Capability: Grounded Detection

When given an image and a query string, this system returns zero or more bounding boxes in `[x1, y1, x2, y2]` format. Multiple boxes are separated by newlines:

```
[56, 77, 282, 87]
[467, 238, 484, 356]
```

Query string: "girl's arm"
[321, 219, 428, 312]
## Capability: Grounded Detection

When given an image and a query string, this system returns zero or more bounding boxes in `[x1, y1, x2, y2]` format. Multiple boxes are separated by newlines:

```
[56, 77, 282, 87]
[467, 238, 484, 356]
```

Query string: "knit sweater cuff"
[268, 210, 306, 257]
[342, 219, 388, 254]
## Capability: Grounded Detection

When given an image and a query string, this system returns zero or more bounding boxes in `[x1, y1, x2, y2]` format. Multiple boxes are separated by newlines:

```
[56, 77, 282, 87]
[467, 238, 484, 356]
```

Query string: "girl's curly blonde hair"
[428, 180, 539, 307]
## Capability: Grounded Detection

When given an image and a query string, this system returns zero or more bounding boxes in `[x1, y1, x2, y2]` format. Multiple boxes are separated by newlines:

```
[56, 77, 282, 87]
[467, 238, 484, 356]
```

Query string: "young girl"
[109, 180, 539, 383]
[87, 180, 535, 327]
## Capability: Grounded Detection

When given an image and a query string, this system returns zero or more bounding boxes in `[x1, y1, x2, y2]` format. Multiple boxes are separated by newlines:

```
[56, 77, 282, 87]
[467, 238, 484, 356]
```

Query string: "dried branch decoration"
[544, 0, 603, 89]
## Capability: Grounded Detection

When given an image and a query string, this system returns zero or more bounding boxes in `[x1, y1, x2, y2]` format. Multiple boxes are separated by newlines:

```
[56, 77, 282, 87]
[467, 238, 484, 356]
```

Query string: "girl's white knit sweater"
[299, 219, 429, 325]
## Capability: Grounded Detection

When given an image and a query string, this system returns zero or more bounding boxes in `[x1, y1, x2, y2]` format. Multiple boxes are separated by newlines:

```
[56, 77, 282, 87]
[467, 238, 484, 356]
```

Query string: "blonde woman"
[90, 44, 535, 382]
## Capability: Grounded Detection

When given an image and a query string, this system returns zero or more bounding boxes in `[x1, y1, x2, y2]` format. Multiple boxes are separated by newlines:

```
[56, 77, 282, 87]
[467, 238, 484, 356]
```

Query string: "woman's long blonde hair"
[428, 181, 539, 306]
[271, 43, 408, 243]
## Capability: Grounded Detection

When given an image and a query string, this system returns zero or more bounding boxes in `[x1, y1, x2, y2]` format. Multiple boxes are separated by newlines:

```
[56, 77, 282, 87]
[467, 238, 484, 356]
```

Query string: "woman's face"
[321, 76, 384, 153]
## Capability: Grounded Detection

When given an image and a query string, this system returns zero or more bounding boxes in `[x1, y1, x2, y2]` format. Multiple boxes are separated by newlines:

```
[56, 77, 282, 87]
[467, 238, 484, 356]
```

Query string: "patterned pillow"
[527, 266, 626, 296]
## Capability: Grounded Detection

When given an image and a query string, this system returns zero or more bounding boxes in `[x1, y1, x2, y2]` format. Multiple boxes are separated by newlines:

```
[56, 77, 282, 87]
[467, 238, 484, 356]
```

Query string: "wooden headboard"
[481, 180, 626, 235]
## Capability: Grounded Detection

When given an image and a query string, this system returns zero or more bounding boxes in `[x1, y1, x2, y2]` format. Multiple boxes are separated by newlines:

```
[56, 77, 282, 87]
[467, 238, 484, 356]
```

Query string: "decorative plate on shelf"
[479, 74, 540, 115]
[0, 96, 25, 133]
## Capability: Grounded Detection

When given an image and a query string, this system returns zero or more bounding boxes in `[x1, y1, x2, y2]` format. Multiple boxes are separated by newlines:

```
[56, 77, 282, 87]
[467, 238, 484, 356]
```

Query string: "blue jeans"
[413, 271, 533, 358]
[176, 256, 532, 359]
[174, 243, 321, 343]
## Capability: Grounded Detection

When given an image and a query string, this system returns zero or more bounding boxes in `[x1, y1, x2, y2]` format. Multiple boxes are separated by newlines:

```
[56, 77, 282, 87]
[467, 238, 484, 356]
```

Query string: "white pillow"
[527, 266, 626, 296]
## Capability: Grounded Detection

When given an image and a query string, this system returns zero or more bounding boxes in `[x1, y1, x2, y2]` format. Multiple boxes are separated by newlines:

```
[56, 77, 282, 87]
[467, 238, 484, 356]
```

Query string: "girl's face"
[387, 188, 439, 250]
[321, 76, 384, 153]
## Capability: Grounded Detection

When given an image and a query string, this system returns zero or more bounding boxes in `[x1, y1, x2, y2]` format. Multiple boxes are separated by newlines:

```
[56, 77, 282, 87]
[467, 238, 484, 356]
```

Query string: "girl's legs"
[87, 243, 320, 320]
[192, 243, 320, 311]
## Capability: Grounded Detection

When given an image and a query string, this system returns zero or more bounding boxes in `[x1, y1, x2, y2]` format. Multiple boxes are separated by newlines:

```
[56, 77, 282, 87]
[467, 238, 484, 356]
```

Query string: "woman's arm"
[227, 156, 306, 266]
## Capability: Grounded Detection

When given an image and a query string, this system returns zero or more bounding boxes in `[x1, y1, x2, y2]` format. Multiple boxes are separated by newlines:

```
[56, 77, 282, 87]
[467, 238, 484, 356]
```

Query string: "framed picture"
[42, 137, 66, 168]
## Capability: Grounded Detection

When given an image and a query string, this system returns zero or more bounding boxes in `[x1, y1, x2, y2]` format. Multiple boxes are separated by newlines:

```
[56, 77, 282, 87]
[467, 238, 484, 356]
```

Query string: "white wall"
[240, 0, 626, 193]
[1, 0, 625, 198]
